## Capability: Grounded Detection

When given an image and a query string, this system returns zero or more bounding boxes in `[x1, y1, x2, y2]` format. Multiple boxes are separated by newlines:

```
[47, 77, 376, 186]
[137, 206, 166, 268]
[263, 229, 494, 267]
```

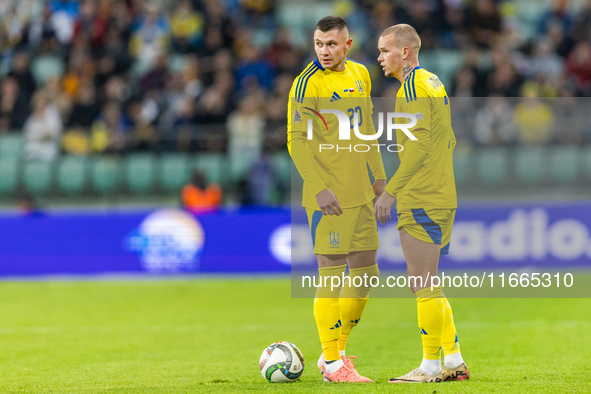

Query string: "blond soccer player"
[287, 16, 386, 383]
[374, 24, 470, 383]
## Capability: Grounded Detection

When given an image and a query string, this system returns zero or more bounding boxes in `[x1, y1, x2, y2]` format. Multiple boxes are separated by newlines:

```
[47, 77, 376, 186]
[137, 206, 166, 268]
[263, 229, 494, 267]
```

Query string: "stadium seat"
[31, 56, 64, 85]
[160, 153, 190, 192]
[476, 148, 508, 185]
[550, 146, 580, 183]
[229, 154, 252, 183]
[515, 146, 546, 184]
[0, 134, 25, 159]
[23, 160, 55, 194]
[92, 156, 122, 194]
[193, 153, 224, 186]
[0, 157, 19, 195]
[125, 153, 157, 193]
[583, 146, 591, 181]
[432, 50, 463, 88]
[57, 156, 88, 194]
[271, 151, 292, 187]
[453, 148, 472, 186]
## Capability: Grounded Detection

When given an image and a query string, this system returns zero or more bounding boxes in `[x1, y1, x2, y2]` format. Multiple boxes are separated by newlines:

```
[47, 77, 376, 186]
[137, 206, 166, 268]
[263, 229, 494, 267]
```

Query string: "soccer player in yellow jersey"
[374, 24, 470, 383]
[287, 16, 386, 383]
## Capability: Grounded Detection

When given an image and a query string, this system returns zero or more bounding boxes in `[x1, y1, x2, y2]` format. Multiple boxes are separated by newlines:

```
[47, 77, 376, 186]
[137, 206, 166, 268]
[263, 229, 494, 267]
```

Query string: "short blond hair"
[381, 24, 421, 52]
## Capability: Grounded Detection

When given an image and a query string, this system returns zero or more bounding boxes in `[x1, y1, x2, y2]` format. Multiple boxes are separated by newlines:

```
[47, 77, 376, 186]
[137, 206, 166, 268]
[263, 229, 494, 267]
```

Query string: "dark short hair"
[315, 16, 348, 33]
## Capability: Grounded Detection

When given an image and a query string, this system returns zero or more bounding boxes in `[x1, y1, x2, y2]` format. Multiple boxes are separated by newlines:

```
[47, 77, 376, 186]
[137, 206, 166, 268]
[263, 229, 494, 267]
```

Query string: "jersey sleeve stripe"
[296, 65, 317, 103]
[298, 66, 320, 103]
[411, 71, 417, 101]
[294, 64, 315, 101]
[403, 79, 410, 103]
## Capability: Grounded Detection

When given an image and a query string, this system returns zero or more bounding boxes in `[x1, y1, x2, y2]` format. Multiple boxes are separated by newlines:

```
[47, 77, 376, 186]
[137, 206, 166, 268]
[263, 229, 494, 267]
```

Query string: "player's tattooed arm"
[402, 62, 412, 80]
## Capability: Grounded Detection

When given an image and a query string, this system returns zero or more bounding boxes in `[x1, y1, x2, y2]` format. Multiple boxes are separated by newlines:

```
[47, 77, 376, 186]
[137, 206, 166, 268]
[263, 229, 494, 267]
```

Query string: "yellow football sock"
[442, 296, 460, 355]
[338, 264, 379, 351]
[314, 264, 346, 361]
[416, 286, 445, 360]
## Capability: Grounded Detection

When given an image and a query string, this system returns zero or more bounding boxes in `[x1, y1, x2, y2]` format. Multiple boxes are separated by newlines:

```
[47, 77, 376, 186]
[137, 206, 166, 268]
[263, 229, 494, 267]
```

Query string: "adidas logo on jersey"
[330, 92, 342, 102]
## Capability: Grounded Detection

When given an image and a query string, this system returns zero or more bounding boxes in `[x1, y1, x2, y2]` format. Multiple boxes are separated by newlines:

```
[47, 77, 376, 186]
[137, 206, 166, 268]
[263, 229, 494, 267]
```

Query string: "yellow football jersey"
[384, 66, 457, 210]
[288, 58, 386, 209]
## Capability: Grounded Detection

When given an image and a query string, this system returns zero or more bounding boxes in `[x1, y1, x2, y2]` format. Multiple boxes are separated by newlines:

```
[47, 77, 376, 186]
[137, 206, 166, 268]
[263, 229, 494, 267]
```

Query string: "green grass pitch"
[0, 277, 589, 393]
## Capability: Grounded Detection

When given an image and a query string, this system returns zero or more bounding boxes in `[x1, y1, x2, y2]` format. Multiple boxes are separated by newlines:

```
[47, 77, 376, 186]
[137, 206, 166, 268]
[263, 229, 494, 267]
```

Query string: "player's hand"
[372, 180, 387, 203]
[316, 189, 343, 216]
[374, 191, 395, 225]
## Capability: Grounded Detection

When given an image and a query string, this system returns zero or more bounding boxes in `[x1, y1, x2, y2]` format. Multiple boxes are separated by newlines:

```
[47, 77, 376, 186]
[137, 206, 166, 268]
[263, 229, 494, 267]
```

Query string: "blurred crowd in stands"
[1, 0, 591, 163]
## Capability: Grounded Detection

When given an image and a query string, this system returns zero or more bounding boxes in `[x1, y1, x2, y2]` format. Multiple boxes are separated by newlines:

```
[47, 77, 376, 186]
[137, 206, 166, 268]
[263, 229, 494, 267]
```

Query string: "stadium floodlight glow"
[306, 109, 419, 141]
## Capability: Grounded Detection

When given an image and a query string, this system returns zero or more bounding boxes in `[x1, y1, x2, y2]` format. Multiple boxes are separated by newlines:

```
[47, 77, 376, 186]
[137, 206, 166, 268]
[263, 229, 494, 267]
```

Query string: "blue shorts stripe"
[410, 209, 442, 244]
[310, 211, 323, 248]
[299, 67, 319, 102]
[296, 65, 316, 103]
[441, 242, 450, 255]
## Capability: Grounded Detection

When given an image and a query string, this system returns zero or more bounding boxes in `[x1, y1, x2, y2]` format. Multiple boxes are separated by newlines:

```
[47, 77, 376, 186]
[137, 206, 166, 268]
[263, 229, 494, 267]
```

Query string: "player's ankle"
[325, 359, 344, 374]
[420, 358, 442, 377]
[444, 352, 464, 369]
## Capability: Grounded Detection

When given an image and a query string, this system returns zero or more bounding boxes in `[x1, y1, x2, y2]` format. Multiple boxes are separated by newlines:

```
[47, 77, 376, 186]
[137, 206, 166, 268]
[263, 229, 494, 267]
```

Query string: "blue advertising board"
[0, 203, 590, 276]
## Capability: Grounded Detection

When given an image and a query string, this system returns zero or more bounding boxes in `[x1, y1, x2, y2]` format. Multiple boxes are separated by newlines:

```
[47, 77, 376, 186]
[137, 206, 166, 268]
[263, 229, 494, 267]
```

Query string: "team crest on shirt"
[355, 80, 364, 93]
[294, 109, 302, 123]
[428, 76, 442, 89]
[329, 232, 339, 246]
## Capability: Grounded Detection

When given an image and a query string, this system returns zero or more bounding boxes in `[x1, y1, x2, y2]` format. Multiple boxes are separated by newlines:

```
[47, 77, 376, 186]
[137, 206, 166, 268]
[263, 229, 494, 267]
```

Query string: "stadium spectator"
[181, 54, 204, 99]
[170, 0, 204, 53]
[43, 76, 71, 122]
[553, 93, 585, 144]
[529, 38, 565, 88]
[466, 0, 502, 49]
[181, 170, 222, 213]
[8, 51, 37, 102]
[264, 28, 301, 75]
[91, 101, 127, 154]
[140, 52, 170, 93]
[73, 0, 109, 51]
[473, 96, 515, 146]
[129, 3, 170, 68]
[573, 0, 591, 43]
[565, 41, 591, 95]
[126, 97, 156, 152]
[234, 40, 275, 91]
[451, 66, 476, 97]
[171, 96, 198, 152]
[67, 80, 100, 128]
[538, 0, 573, 36]
[0, 76, 30, 131]
[195, 71, 234, 125]
[513, 85, 555, 144]
[24, 91, 62, 161]
[227, 94, 264, 178]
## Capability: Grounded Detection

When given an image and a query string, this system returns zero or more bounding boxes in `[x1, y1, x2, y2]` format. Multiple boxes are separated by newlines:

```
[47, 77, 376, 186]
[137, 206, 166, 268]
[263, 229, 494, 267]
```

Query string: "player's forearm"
[384, 137, 430, 197]
[289, 133, 327, 196]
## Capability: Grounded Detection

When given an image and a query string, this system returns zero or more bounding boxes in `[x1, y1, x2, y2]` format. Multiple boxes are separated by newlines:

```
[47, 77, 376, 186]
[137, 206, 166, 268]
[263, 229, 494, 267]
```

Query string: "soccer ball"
[259, 341, 305, 383]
